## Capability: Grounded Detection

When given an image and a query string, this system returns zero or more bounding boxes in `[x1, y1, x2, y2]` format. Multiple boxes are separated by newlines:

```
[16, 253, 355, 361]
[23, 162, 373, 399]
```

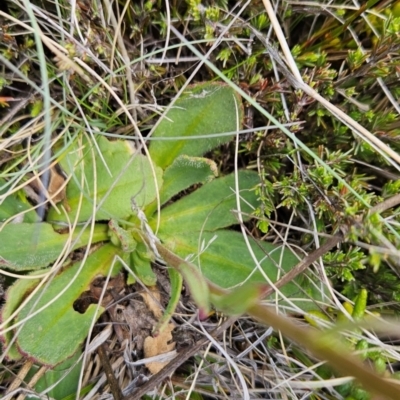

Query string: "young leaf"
[15, 244, 122, 366]
[352, 288, 368, 320]
[47, 136, 163, 223]
[130, 249, 157, 286]
[108, 219, 137, 252]
[156, 242, 210, 319]
[162, 230, 326, 311]
[0, 223, 108, 271]
[153, 170, 260, 235]
[149, 82, 243, 169]
[153, 268, 183, 335]
[159, 155, 218, 206]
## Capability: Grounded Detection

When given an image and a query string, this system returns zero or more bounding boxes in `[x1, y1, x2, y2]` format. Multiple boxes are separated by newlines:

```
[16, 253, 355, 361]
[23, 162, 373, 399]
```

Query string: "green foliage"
[6, 244, 121, 365]
[0, 179, 39, 223]
[3, 0, 400, 396]
[0, 223, 108, 270]
[154, 171, 259, 235]
[324, 248, 366, 282]
[0, 83, 322, 379]
[47, 136, 163, 223]
[148, 82, 243, 169]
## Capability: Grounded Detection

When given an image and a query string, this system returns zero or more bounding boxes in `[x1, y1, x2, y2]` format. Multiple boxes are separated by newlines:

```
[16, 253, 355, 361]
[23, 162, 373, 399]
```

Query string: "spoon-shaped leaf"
[0, 223, 108, 271]
[149, 82, 243, 169]
[153, 170, 260, 235]
[48, 136, 162, 223]
[159, 155, 218, 206]
[14, 244, 121, 366]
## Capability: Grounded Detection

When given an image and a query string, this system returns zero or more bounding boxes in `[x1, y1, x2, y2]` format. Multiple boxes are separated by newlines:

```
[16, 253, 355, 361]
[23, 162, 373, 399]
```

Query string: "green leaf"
[162, 230, 325, 311]
[108, 219, 137, 252]
[154, 268, 183, 335]
[15, 244, 122, 366]
[159, 155, 218, 205]
[153, 170, 260, 235]
[156, 241, 210, 319]
[1, 273, 43, 360]
[0, 223, 109, 271]
[25, 350, 83, 400]
[0, 179, 39, 223]
[130, 249, 157, 286]
[47, 136, 163, 223]
[149, 82, 243, 169]
[211, 282, 268, 315]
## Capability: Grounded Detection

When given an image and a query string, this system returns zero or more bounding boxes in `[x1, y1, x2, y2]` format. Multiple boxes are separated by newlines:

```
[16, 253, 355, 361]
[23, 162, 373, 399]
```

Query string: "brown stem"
[266, 231, 344, 297]
[370, 193, 400, 215]
[98, 343, 124, 400]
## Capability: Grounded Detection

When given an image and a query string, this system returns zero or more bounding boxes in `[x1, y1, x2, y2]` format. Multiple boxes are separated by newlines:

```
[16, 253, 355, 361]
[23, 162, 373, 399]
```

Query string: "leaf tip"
[198, 308, 209, 321]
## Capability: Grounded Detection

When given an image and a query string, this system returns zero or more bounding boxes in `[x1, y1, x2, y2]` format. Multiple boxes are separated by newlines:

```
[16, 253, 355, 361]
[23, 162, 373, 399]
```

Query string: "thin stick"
[98, 343, 124, 400]
[267, 230, 344, 297]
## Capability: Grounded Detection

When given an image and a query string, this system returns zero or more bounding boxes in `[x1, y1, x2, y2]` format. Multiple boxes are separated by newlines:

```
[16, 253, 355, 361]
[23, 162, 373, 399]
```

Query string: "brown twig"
[369, 193, 400, 215]
[15, 364, 47, 400]
[98, 343, 124, 400]
[266, 231, 344, 297]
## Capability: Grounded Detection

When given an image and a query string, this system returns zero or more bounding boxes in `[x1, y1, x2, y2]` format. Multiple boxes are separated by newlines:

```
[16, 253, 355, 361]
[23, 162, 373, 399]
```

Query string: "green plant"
[0, 82, 322, 397]
[3, 0, 400, 398]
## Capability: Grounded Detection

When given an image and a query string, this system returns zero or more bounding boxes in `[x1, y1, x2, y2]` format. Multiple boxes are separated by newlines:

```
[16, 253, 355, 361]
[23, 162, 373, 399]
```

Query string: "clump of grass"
[1, 0, 400, 399]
